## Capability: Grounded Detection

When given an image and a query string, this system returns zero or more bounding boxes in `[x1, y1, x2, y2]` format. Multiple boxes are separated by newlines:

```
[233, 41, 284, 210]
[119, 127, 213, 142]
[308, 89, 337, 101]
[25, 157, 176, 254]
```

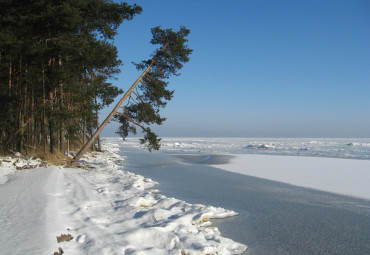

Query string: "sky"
[101, 0, 370, 138]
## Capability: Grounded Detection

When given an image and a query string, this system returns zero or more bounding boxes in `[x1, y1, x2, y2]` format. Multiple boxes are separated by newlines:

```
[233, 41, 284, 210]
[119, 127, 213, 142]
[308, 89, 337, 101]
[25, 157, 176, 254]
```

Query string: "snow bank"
[212, 154, 370, 200]
[0, 143, 247, 255]
[0, 154, 44, 184]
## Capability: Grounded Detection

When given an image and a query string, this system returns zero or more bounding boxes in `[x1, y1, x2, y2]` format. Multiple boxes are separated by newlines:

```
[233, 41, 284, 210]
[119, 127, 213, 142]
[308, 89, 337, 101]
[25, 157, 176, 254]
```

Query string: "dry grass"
[56, 233, 73, 243]
[1, 138, 100, 167]
[0, 151, 11, 157]
[53, 247, 64, 255]
[37, 151, 70, 166]
[1, 149, 70, 167]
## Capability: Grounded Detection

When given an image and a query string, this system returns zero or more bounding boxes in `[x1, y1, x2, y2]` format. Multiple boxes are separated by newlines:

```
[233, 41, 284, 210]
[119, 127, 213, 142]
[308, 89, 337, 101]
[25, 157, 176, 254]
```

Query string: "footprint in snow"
[76, 234, 86, 243]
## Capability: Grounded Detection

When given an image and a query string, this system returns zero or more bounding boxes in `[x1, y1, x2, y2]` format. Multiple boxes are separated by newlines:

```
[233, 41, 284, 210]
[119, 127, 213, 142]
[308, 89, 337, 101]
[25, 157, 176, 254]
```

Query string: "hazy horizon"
[101, 122, 370, 139]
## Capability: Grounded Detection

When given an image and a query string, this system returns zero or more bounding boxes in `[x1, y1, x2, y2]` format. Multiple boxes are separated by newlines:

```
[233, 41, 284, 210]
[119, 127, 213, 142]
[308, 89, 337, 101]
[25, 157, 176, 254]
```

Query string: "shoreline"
[121, 147, 370, 255]
[0, 142, 247, 255]
[2, 139, 370, 254]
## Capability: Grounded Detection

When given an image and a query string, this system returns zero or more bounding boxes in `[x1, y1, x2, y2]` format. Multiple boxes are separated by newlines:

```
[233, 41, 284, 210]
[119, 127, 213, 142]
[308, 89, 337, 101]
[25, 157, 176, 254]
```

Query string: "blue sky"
[101, 0, 370, 138]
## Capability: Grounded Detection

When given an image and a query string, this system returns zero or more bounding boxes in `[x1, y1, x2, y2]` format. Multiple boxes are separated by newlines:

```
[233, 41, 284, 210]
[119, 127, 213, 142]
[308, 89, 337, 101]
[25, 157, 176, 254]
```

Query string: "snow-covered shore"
[0, 143, 247, 255]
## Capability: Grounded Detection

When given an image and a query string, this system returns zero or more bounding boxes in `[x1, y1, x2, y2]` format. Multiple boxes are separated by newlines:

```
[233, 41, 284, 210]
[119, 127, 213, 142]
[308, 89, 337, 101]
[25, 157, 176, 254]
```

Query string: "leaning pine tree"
[72, 26, 192, 162]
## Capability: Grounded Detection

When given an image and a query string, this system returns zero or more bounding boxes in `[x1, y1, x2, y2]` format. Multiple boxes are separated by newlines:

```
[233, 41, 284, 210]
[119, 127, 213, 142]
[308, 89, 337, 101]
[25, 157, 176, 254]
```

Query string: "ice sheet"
[119, 145, 370, 255]
[116, 137, 370, 200]
[212, 154, 370, 200]
[117, 137, 370, 160]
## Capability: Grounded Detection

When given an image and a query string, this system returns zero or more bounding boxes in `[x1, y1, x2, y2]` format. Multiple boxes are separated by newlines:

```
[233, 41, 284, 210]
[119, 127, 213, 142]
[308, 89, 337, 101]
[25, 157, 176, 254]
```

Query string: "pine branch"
[129, 95, 139, 104]
[140, 80, 148, 88]
[116, 112, 146, 130]
[131, 90, 145, 104]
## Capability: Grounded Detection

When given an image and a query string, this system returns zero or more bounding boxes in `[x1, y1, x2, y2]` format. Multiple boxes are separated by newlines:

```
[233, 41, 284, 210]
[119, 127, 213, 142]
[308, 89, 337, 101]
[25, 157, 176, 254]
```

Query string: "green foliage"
[140, 128, 161, 151]
[115, 26, 192, 151]
[0, 0, 141, 153]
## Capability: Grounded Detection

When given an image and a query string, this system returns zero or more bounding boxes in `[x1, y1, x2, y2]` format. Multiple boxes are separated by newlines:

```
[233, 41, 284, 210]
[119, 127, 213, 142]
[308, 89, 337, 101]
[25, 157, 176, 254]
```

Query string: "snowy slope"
[0, 143, 247, 255]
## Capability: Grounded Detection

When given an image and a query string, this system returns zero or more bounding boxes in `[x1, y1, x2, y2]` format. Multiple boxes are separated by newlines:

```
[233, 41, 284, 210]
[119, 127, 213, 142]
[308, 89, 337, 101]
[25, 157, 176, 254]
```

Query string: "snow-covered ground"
[0, 143, 247, 255]
[2, 137, 369, 254]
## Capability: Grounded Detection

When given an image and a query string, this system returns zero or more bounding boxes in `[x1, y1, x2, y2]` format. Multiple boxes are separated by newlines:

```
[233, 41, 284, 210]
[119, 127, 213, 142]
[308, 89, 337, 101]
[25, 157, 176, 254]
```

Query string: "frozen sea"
[110, 137, 370, 255]
[157, 137, 370, 160]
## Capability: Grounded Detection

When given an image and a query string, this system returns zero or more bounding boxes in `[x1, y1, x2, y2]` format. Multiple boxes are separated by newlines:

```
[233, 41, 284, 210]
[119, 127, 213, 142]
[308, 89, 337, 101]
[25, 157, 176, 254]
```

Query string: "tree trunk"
[17, 58, 23, 152]
[48, 87, 58, 154]
[41, 62, 47, 152]
[82, 121, 86, 145]
[49, 119, 58, 154]
[8, 60, 12, 94]
[60, 129, 64, 153]
[72, 59, 156, 162]
[95, 96, 101, 151]
[58, 57, 64, 152]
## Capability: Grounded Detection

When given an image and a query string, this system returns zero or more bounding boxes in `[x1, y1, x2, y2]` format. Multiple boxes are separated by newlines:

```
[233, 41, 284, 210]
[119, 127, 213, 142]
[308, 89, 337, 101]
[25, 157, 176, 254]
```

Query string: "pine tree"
[0, 0, 142, 154]
[116, 26, 192, 150]
[73, 26, 192, 161]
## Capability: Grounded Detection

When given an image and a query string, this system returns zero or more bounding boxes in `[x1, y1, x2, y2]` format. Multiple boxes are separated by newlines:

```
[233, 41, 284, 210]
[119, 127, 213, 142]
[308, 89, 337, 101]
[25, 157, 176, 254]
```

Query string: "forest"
[0, 0, 191, 157]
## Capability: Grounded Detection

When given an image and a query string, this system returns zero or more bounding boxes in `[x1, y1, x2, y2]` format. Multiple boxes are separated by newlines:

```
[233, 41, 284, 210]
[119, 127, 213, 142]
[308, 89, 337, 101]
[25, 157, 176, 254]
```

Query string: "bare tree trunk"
[72, 59, 156, 162]
[82, 121, 86, 145]
[17, 58, 23, 152]
[72, 41, 170, 162]
[58, 57, 64, 152]
[31, 77, 35, 147]
[41, 61, 47, 152]
[60, 129, 64, 153]
[95, 96, 101, 151]
[8, 60, 12, 93]
[49, 119, 57, 154]
[48, 88, 58, 154]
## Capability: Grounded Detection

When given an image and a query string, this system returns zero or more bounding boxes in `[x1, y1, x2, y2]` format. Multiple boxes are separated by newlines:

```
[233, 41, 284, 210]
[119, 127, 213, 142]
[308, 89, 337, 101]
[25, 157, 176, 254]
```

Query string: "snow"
[0, 142, 247, 255]
[244, 144, 275, 150]
[3, 138, 369, 254]
[150, 137, 370, 160]
[212, 154, 370, 200]
[0, 155, 44, 184]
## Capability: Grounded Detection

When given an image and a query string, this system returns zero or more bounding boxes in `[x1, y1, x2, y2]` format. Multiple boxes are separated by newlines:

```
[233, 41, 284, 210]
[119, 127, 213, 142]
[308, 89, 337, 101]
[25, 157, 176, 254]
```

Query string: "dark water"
[119, 147, 370, 255]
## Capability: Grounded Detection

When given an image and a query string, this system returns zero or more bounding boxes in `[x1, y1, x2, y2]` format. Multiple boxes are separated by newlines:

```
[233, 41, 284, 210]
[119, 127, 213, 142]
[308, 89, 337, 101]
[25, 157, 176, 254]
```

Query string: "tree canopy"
[115, 26, 192, 151]
[72, 26, 192, 161]
[1, 1, 192, 157]
[0, 0, 141, 154]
